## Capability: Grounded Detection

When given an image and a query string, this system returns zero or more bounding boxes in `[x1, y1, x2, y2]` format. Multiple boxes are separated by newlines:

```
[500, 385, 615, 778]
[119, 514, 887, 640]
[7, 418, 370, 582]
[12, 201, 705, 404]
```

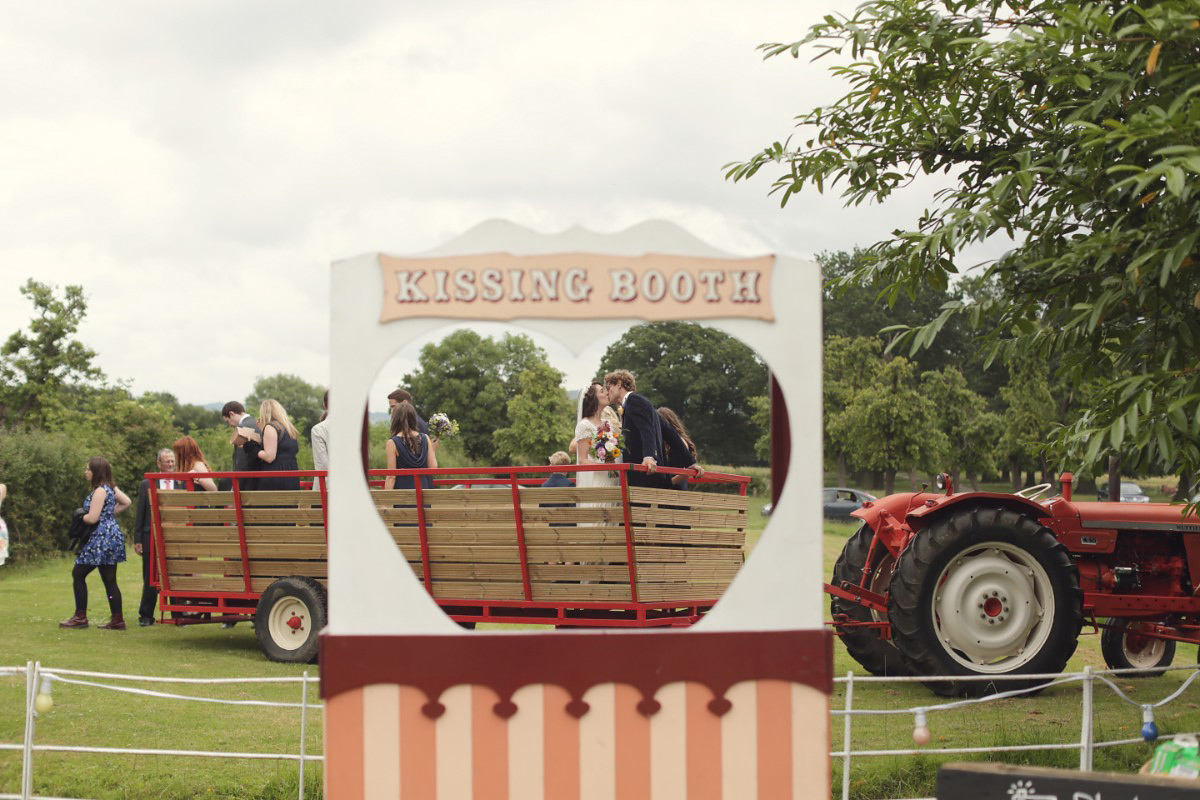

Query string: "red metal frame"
[145, 463, 751, 628]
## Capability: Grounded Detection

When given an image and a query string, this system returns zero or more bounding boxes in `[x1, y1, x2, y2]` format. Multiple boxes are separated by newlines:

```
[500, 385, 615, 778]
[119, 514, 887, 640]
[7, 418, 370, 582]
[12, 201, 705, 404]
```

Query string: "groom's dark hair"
[603, 369, 636, 393]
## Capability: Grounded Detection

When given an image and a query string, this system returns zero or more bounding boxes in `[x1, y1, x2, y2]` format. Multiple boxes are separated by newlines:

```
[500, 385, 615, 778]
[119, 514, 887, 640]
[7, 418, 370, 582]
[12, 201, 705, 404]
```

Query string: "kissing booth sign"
[322, 220, 830, 799]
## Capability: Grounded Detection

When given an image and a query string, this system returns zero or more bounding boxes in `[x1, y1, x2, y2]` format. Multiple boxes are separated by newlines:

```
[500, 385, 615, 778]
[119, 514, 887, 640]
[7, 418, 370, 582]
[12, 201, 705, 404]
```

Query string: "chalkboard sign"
[937, 762, 1200, 800]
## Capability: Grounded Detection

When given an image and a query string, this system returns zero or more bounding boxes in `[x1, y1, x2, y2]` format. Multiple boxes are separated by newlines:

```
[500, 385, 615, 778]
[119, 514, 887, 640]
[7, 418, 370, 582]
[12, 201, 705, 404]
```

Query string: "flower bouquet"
[590, 420, 622, 464]
[428, 413, 459, 441]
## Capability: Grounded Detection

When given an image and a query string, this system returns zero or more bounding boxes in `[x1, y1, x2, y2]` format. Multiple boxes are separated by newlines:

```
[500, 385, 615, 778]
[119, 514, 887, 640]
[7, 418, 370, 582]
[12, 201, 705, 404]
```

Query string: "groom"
[603, 369, 666, 489]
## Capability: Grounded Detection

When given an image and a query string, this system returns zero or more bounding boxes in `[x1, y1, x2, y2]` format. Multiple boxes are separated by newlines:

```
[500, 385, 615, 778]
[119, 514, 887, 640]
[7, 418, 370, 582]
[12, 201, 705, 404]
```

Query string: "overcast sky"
[0, 1, 950, 412]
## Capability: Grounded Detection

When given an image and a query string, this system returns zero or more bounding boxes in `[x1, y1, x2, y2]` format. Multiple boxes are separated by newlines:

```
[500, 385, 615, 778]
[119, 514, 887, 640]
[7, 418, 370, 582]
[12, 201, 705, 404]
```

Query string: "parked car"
[823, 487, 877, 518]
[1096, 481, 1151, 502]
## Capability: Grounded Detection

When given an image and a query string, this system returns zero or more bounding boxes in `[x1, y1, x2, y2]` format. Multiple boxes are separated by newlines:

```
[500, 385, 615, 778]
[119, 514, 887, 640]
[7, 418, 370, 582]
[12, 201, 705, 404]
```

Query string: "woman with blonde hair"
[237, 398, 301, 490]
[172, 436, 218, 492]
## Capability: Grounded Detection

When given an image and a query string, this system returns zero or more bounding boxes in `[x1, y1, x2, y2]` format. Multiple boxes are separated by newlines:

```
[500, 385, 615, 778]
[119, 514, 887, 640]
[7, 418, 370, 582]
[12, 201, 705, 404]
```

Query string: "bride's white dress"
[574, 418, 617, 491]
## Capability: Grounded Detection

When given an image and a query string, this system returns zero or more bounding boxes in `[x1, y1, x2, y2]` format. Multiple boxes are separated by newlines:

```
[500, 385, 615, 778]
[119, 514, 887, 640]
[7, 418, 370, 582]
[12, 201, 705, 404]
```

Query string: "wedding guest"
[387, 388, 429, 436]
[658, 407, 705, 490]
[132, 449, 181, 626]
[221, 401, 260, 491]
[60, 457, 132, 630]
[310, 390, 330, 490]
[0, 482, 8, 566]
[384, 401, 436, 490]
[172, 436, 218, 492]
[541, 452, 575, 488]
[238, 399, 302, 491]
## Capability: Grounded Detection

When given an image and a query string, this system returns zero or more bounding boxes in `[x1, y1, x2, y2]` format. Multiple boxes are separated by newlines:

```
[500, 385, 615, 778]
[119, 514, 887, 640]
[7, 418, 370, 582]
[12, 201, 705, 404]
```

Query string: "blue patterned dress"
[76, 486, 127, 566]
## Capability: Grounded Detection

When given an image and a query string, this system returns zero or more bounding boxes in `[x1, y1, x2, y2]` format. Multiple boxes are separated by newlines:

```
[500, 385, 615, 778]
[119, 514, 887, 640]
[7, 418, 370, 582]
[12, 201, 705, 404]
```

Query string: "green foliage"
[999, 354, 1059, 487]
[828, 357, 949, 494]
[140, 390, 222, 434]
[920, 366, 1001, 487]
[597, 322, 768, 465]
[43, 387, 178, 493]
[748, 395, 771, 463]
[493, 362, 574, 466]
[403, 330, 558, 463]
[0, 429, 87, 560]
[730, 0, 1200, 481]
[0, 280, 103, 428]
[246, 374, 326, 439]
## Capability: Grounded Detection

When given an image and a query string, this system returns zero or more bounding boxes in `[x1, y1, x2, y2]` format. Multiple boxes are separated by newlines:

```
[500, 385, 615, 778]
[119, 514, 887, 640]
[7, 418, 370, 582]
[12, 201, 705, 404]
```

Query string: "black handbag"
[67, 508, 98, 554]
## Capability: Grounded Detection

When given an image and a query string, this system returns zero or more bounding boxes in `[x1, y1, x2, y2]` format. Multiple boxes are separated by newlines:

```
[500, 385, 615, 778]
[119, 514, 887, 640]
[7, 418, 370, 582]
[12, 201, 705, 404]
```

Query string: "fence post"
[842, 671, 853, 800]
[21, 661, 36, 800]
[1079, 665, 1094, 771]
[299, 670, 309, 800]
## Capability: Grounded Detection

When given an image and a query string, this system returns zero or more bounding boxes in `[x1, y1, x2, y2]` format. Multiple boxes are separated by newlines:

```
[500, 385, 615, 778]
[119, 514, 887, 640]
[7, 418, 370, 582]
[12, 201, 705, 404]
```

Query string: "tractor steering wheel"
[1014, 483, 1053, 500]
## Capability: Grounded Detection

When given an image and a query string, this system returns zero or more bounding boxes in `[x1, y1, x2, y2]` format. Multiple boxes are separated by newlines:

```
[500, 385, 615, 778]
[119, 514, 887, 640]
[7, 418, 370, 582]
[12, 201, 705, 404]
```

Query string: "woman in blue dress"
[60, 457, 132, 630]
[384, 401, 437, 490]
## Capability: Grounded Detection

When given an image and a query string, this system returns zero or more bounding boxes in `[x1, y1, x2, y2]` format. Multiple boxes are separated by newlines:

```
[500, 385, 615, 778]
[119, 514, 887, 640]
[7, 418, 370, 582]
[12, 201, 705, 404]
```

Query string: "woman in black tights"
[59, 457, 132, 630]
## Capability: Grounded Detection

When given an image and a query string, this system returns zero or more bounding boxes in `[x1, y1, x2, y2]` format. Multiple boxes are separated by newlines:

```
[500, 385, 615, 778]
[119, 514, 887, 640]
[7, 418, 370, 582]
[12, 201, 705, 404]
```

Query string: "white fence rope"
[1, 663, 320, 800]
[5, 661, 1200, 800]
[831, 662, 1200, 800]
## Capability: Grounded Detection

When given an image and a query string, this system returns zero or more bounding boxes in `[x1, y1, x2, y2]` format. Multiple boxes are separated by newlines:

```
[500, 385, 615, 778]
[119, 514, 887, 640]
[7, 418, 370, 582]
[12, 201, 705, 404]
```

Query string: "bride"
[572, 383, 618, 491]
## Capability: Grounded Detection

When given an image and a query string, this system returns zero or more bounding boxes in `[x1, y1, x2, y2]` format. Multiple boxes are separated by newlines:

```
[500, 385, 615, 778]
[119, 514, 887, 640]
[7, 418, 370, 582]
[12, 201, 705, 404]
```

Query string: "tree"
[0, 280, 103, 428]
[828, 357, 949, 495]
[404, 330, 560, 463]
[492, 362, 575, 465]
[999, 355, 1058, 492]
[920, 367, 1001, 490]
[824, 336, 886, 485]
[729, 0, 1200, 484]
[597, 322, 767, 465]
[246, 374, 326, 439]
[140, 391, 222, 434]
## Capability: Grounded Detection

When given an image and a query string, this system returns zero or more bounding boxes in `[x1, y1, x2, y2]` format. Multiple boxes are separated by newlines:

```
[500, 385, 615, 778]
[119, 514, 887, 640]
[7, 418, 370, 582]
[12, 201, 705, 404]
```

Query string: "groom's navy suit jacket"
[619, 391, 667, 489]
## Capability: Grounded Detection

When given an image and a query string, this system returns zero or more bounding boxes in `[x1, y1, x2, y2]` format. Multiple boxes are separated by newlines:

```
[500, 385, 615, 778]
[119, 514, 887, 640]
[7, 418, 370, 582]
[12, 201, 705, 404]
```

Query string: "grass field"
[1, 503, 1196, 799]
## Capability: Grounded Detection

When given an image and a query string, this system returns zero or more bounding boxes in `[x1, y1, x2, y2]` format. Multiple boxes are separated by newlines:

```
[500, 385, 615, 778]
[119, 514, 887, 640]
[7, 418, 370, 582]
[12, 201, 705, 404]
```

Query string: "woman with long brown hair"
[172, 436, 218, 492]
[60, 456, 132, 630]
[658, 407, 704, 489]
[384, 400, 437, 490]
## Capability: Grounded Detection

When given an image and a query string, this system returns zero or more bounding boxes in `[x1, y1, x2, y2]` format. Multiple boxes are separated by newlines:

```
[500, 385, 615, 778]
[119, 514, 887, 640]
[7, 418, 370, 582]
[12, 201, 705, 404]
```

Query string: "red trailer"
[147, 464, 750, 662]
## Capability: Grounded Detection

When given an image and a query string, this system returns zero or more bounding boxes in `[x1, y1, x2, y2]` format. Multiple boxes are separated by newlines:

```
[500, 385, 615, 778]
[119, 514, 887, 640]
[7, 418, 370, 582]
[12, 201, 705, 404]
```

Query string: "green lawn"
[2, 509, 1196, 800]
[0, 555, 320, 800]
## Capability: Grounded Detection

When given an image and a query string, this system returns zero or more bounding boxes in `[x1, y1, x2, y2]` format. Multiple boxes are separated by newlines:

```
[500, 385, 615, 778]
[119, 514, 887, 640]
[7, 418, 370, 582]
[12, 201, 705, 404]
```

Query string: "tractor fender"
[905, 492, 1053, 528]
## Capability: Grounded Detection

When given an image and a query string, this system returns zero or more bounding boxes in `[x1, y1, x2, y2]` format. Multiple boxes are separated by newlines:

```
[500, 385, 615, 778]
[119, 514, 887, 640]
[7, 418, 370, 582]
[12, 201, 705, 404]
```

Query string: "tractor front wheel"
[887, 507, 1082, 697]
[830, 524, 908, 676]
[1100, 620, 1175, 676]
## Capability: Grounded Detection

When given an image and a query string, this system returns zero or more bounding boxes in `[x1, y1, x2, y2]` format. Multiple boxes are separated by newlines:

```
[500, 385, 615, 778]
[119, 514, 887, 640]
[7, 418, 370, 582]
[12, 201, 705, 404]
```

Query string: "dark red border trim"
[320, 629, 832, 719]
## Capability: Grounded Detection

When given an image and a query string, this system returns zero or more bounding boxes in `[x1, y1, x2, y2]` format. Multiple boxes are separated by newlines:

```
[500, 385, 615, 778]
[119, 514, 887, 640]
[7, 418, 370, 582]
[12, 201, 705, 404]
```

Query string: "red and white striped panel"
[326, 680, 828, 800]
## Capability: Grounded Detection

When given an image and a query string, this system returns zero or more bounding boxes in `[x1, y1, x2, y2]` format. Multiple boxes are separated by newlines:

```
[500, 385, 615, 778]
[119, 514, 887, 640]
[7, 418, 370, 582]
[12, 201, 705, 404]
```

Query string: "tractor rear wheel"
[830, 524, 908, 676]
[887, 507, 1082, 697]
[1100, 619, 1175, 676]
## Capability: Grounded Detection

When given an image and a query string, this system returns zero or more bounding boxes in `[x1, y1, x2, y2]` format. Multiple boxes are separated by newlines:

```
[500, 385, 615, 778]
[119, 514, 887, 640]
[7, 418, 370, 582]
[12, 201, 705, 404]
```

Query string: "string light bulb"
[912, 710, 931, 745]
[34, 676, 54, 715]
[1141, 705, 1159, 742]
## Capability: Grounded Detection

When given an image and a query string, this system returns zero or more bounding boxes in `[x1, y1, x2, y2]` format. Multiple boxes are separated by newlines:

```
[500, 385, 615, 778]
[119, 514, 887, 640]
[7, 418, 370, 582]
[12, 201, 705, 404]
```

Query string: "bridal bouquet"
[590, 421, 622, 464]
[428, 412, 459, 440]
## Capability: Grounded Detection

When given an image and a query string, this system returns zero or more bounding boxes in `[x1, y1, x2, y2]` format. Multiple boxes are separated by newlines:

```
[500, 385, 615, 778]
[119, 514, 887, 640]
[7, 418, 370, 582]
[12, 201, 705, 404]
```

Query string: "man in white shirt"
[311, 390, 330, 490]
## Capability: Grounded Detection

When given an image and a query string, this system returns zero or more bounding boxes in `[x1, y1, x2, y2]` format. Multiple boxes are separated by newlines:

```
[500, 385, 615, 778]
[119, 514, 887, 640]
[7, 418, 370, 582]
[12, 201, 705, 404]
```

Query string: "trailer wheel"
[255, 577, 327, 664]
[888, 507, 1082, 697]
[830, 524, 908, 676]
[1101, 620, 1175, 676]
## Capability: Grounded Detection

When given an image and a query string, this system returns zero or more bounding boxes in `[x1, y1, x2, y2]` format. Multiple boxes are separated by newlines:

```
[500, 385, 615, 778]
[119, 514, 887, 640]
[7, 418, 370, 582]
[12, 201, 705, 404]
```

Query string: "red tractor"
[826, 473, 1200, 696]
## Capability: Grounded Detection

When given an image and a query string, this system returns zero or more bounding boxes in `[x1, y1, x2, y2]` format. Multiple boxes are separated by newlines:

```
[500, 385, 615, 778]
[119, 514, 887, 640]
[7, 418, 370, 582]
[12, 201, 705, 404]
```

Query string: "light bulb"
[1142, 705, 1159, 742]
[913, 710, 931, 745]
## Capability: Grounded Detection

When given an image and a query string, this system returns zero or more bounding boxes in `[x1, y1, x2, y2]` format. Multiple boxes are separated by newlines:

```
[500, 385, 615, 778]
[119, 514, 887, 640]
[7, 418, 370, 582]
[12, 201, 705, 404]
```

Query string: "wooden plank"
[390, 543, 743, 566]
[516, 487, 625, 504]
[165, 543, 327, 559]
[161, 526, 325, 545]
[240, 491, 324, 507]
[628, 508, 745, 528]
[626, 488, 749, 511]
[167, 575, 327, 593]
[156, 490, 234, 507]
[383, 526, 745, 548]
[162, 507, 323, 524]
